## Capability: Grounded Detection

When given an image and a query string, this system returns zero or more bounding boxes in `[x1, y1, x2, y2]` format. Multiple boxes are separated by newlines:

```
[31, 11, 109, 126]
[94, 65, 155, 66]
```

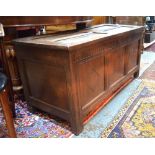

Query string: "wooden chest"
[13, 24, 144, 135]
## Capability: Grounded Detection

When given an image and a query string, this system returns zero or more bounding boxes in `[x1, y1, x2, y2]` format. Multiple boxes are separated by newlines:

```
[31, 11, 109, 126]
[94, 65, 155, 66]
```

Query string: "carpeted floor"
[139, 52, 155, 76]
[145, 43, 155, 52]
[0, 51, 155, 138]
[101, 80, 155, 138]
[0, 101, 72, 138]
[140, 61, 155, 80]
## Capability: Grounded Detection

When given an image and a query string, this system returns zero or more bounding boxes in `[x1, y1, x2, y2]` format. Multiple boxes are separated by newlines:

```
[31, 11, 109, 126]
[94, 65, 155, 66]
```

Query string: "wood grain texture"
[0, 89, 16, 138]
[0, 16, 93, 27]
[92, 16, 108, 25]
[14, 24, 144, 135]
[114, 16, 144, 25]
[0, 16, 93, 101]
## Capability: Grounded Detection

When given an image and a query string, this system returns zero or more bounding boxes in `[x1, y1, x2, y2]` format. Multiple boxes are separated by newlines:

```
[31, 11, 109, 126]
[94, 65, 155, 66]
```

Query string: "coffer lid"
[13, 24, 144, 49]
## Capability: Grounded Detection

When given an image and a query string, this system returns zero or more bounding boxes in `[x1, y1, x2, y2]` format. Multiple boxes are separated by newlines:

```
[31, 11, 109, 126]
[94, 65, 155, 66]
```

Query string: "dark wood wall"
[92, 16, 109, 25]
[113, 16, 144, 25]
[46, 16, 109, 33]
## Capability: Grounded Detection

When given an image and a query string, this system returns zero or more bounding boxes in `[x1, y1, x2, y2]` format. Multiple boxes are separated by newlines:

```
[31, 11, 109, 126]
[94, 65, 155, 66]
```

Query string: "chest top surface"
[13, 24, 144, 49]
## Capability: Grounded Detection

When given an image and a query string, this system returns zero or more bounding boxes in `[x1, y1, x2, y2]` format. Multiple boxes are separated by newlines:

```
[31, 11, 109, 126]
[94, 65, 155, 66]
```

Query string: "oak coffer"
[13, 24, 144, 135]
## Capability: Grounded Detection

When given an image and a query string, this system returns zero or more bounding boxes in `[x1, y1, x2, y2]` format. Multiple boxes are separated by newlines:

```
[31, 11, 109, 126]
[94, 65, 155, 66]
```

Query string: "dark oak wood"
[0, 16, 93, 27]
[0, 16, 93, 104]
[112, 16, 144, 25]
[0, 88, 16, 138]
[92, 16, 109, 25]
[0, 25, 15, 115]
[13, 24, 144, 135]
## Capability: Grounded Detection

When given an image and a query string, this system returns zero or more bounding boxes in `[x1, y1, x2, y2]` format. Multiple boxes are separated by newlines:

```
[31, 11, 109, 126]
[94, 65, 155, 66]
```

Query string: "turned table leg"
[0, 89, 16, 138]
